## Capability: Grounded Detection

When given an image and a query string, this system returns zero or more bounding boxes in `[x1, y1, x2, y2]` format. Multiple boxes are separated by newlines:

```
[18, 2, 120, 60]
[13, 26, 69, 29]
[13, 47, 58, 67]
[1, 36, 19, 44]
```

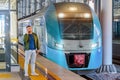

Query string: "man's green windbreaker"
[24, 33, 40, 50]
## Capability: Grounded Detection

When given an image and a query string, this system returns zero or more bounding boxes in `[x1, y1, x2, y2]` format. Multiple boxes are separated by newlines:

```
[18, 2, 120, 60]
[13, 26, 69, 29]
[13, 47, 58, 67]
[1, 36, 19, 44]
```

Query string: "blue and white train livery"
[39, 2, 102, 70]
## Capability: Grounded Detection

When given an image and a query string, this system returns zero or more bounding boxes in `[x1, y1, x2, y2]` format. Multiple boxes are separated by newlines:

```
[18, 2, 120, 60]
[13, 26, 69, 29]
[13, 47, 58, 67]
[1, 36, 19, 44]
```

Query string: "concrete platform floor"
[0, 72, 21, 80]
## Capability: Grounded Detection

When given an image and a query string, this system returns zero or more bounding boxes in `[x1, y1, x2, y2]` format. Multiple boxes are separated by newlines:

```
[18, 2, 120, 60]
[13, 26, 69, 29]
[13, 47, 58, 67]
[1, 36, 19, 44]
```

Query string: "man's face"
[27, 27, 32, 33]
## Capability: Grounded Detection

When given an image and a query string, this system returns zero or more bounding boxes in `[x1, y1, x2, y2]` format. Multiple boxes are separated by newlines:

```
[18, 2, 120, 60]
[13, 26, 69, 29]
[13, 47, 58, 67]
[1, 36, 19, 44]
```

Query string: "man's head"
[26, 25, 32, 34]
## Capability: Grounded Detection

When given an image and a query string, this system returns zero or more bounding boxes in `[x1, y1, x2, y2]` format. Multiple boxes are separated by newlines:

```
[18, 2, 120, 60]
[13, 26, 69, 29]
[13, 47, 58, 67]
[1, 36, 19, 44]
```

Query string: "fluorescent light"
[69, 7, 77, 11]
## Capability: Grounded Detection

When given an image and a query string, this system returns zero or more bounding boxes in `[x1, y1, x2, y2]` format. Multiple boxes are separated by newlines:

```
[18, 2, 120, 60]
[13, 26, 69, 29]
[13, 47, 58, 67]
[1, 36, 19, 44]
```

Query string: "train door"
[40, 16, 47, 55]
[0, 11, 11, 71]
[34, 16, 47, 56]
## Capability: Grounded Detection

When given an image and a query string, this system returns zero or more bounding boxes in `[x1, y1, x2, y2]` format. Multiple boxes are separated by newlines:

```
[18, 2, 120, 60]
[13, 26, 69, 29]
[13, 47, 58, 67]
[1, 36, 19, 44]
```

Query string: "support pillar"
[97, 0, 117, 73]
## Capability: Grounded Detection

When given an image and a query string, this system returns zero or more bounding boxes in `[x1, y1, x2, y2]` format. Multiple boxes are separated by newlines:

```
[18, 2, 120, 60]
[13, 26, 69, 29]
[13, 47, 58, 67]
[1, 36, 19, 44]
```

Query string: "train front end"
[45, 2, 102, 70]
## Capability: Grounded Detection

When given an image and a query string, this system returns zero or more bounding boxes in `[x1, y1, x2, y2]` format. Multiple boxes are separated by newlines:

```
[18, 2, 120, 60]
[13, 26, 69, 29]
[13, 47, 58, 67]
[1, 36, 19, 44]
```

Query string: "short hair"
[26, 25, 31, 28]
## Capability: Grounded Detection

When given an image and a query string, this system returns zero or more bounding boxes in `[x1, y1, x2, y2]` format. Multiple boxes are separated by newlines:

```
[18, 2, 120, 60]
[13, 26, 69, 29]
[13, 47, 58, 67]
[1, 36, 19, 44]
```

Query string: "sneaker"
[31, 72, 39, 76]
[24, 74, 28, 76]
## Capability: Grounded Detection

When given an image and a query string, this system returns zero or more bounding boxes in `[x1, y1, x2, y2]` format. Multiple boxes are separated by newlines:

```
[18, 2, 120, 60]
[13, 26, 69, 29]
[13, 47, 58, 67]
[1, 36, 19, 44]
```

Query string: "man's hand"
[36, 50, 40, 55]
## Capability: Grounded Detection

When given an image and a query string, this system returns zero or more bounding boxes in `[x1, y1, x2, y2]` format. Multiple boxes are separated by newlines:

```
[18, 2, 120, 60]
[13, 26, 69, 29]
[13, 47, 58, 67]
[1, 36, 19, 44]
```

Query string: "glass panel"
[0, 15, 6, 69]
[22, 0, 26, 16]
[10, 11, 18, 65]
[55, 3, 93, 40]
[113, 0, 120, 40]
[19, 0, 23, 18]
[36, 0, 42, 10]
[10, 0, 16, 10]
[26, 0, 30, 15]
[59, 19, 93, 40]
[11, 45, 17, 64]
[0, 0, 9, 10]
[30, 0, 35, 13]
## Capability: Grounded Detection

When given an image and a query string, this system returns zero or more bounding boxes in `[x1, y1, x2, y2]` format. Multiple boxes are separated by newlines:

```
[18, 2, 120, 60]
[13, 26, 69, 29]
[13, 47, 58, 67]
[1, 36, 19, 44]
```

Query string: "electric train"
[19, 2, 102, 70]
[37, 2, 102, 70]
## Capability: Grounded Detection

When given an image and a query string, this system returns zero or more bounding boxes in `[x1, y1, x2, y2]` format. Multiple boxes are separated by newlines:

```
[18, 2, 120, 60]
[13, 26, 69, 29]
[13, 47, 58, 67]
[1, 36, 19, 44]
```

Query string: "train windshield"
[59, 18, 93, 40]
[55, 3, 93, 40]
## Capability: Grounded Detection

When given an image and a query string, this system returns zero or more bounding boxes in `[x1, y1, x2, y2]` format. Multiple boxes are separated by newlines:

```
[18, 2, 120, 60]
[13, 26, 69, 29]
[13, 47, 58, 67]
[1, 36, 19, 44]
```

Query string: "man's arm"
[36, 35, 40, 50]
[24, 34, 29, 44]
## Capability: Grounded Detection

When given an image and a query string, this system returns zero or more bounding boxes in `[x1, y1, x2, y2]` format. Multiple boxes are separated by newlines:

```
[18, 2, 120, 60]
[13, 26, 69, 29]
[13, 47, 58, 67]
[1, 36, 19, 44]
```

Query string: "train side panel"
[88, 9, 102, 69]
[44, 4, 68, 69]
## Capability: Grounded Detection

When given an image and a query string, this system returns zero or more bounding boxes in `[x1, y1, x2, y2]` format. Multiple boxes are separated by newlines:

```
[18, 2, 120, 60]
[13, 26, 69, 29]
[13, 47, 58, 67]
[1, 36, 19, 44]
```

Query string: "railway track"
[113, 55, 120, 65]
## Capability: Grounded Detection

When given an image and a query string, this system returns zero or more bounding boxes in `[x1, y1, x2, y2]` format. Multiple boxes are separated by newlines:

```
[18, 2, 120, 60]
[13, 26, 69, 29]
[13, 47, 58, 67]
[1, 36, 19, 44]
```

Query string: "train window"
[59, 18, 93, 40]
[55, 3, 93, 40]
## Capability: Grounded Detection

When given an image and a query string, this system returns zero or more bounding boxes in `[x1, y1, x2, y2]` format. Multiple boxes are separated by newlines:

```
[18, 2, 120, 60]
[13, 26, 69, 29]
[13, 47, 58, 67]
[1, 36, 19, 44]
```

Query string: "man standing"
[23, 25, 40, 76]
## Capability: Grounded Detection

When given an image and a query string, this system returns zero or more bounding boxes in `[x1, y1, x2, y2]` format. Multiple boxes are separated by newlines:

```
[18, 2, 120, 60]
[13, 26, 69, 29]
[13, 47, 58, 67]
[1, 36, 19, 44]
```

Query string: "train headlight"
[55, 43, 63, 48]
[91, 42, 98, 49]
[58, 13, 65, 18]
[84, 13, 91, 18]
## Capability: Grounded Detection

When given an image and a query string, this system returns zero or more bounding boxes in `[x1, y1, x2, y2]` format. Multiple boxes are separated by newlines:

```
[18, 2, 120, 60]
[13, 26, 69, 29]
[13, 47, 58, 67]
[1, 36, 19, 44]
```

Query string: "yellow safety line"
[19, 55, 47, 80]
[36, 62, 61, 80]
[0, 74, 11, 78]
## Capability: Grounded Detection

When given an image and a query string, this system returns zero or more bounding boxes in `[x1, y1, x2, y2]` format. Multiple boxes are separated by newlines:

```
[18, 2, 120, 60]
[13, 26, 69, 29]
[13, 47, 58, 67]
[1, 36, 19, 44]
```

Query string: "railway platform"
[18, 46, 86, 80]
[1, 60, 120, 80]
[1, 51, 120, 80]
